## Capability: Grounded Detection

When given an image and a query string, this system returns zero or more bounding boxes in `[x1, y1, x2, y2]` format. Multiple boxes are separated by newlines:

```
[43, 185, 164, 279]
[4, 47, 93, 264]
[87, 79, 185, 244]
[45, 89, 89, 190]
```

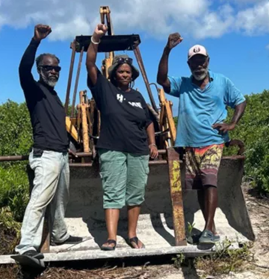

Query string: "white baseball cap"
[188, 44, 208, 60]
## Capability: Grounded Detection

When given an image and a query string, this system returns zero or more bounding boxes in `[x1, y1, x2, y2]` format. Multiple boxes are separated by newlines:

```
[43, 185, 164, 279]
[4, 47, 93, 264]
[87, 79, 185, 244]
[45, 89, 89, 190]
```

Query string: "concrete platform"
[0, 157, 254, 264]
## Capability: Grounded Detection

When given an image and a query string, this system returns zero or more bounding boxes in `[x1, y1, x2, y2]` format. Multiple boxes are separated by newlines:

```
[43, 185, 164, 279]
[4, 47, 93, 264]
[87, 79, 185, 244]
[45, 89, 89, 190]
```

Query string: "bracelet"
[91, 36, 100, 45]
[149, 143, 157, 148]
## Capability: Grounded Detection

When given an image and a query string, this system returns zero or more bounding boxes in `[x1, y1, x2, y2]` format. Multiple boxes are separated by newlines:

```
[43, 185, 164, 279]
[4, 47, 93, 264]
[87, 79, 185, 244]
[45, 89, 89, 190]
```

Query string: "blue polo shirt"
[168, 71, 245, 147]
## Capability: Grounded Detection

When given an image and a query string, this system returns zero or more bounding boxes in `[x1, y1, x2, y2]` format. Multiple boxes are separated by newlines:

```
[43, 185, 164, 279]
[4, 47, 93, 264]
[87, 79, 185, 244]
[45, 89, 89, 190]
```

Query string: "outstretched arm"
[157, 33, 183, 93]
[86, 24, 107, 86]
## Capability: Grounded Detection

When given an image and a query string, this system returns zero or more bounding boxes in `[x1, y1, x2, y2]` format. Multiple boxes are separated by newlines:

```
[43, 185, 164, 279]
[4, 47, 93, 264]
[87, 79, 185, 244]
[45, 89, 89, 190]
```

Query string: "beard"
[192, 68, 208, 81]
[40, 71, 59, 88]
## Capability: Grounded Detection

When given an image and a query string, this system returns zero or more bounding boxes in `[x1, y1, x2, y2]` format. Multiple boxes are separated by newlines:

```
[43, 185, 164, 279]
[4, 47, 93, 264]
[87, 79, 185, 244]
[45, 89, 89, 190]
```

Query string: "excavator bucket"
[40, 154, 254, 262]
[0, 153, 255, 264]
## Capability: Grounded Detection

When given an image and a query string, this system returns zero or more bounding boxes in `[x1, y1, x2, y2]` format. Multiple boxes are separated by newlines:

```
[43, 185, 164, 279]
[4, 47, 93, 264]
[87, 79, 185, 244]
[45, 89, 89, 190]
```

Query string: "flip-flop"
[127, 236, 145, 249]
[101, 239, 117, 251]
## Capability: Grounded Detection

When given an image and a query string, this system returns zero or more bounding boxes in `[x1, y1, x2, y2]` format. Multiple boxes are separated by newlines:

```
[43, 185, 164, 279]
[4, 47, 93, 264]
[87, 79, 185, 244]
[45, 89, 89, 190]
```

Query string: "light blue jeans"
[15, 149, 70, 254]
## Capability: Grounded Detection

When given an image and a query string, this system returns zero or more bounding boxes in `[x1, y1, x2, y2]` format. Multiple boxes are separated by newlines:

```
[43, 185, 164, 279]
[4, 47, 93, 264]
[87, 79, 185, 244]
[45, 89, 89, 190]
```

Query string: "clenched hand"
[34, 24, 51, 42]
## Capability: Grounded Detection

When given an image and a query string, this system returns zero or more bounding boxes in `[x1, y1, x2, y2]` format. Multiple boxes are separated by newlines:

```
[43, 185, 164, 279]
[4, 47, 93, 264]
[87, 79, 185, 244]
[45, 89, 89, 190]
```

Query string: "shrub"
[0, 100, 32, 221]
[0, 164, 29, 222]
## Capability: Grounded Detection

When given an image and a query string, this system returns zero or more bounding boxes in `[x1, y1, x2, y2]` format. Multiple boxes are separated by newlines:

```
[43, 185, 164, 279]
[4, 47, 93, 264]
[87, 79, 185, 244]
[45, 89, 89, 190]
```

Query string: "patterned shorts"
[185, 144, 224, 190]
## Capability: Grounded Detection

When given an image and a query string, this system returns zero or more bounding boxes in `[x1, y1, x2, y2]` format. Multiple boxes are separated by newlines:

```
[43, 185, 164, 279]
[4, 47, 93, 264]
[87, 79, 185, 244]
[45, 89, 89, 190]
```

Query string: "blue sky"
[0, 0, 268, 115]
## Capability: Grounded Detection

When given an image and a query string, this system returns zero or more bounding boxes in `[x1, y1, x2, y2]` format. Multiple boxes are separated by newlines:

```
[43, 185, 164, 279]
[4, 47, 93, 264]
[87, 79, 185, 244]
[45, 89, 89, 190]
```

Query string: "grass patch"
[174, 240, 254, 277]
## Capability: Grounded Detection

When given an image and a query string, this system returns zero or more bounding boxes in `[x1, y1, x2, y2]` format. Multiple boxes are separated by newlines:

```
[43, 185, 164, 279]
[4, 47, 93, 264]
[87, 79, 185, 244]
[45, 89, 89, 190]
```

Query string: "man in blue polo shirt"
[157, 33, 246, 244]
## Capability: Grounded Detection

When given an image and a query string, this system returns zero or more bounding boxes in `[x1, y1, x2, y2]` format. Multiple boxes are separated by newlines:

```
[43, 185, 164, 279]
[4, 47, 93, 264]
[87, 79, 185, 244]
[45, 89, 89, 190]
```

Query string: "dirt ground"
[0, 184, 268, 279]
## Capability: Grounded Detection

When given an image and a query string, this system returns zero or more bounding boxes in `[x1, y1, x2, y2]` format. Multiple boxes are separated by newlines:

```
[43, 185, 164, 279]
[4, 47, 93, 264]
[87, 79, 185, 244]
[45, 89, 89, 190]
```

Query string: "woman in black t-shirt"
[86, 24, 158, 251]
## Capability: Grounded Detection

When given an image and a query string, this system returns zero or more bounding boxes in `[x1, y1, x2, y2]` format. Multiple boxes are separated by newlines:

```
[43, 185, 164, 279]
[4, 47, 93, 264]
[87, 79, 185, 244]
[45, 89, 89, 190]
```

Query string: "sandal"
[127, 236, 145, 249]
[101, 239, 117, 251]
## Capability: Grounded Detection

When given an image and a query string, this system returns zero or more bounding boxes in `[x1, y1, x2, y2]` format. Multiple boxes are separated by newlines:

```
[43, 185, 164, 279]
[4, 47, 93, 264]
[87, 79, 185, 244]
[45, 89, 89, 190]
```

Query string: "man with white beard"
[15, 24, 82, 262]
[157, 33, 246, 245]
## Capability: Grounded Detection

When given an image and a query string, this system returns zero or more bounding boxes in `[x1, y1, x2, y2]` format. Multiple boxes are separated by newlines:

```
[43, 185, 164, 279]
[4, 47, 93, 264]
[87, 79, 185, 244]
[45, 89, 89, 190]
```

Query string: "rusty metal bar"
[0, 155, 28, 162]
[72, 152, 92, 157]
[100, 9, 105, 24]
[133, 46, 158, 112]
[65, 41, 76, 115]
[40, 212, 50, 253]
[0, 150, 167, 162]
[149, 160, 167, 165]
[69, 163, 93, 167]
[165, 100, 176, 145]
[157, 149, 166, 154]
[167, 147, 186, 246]
[100, 6, 113, 36]
[222, 156, 245, 160]
[100, 6, 114, 63]
[71, 46, 84, 118]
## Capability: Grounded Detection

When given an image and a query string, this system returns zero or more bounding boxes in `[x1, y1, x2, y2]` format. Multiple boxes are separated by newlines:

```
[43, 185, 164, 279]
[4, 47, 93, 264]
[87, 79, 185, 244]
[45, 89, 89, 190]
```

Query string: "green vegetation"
[0, 165, 29, 222]
[0, 101, 32, 156]
[227, 90, 269, 195]
[0, 101, 32, 224]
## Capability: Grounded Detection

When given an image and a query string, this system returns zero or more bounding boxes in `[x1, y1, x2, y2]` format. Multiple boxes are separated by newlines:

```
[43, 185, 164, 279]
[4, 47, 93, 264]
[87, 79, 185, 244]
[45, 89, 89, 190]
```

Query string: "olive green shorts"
[98, 149, 150, 209]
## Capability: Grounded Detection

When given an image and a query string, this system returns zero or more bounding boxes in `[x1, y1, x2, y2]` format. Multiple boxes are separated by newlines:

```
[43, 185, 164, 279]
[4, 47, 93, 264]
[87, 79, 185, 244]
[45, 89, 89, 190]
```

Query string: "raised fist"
[166, 33, 183, 50]
[92, 24, 108, 41]
[34, 24, 51, 41]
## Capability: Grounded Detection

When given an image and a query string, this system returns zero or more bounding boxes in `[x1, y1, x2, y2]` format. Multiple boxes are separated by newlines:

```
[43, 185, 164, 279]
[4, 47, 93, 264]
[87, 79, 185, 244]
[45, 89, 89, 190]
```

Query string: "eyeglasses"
[116, 57, 133, 65]
[39, 65, 61, 72]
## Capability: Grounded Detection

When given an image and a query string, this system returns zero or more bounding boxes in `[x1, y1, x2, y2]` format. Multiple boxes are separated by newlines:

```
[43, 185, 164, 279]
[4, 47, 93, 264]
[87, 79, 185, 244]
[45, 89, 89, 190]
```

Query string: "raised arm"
[157, 33, 183, 93]
[86, 24, 107, 86]
[19, 24, 51, 89]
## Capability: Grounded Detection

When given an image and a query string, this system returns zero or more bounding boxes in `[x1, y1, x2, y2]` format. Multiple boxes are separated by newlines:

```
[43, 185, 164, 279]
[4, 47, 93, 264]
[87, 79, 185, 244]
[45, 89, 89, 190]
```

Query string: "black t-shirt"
[19, 39, 69, 152]
[88, 70, 152, 155]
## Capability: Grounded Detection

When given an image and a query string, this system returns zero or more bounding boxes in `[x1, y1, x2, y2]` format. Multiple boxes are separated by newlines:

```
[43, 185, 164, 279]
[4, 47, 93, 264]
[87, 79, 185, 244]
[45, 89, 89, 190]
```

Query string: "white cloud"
[0, 0, 269, 41]
[236, 1, 269, 35]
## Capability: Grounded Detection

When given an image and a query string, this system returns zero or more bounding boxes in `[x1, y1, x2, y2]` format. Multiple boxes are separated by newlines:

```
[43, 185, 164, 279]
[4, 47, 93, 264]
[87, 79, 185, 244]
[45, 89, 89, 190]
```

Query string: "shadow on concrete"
[66, 157, 254, 252]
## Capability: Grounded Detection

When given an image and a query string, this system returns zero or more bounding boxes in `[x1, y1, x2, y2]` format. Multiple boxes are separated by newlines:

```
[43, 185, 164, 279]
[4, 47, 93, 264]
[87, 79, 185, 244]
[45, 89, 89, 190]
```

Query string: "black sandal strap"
[106, 239, 117, 245]
[128, 236, 139, 245]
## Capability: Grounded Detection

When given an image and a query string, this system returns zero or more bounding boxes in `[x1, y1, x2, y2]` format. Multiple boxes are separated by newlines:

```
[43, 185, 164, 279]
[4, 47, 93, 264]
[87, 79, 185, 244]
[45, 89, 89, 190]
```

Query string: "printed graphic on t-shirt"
[117, 94, 124, 103]
[116, 93, 142, 109]
[128, 101, 142, 109]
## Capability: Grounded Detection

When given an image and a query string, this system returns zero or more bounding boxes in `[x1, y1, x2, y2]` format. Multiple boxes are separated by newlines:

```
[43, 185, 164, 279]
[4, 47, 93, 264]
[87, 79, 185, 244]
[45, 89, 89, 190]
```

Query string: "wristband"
[91, 36, 100, 45]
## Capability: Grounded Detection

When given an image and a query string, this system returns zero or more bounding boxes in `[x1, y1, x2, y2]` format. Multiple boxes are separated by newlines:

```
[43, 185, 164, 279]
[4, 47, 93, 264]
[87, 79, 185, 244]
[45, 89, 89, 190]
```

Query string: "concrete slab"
[1, 243, 244, 264]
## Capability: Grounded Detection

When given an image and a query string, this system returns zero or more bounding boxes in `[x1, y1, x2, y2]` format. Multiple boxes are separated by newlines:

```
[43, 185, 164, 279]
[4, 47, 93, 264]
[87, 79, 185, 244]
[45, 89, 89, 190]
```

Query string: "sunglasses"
[188, 56, 208, 66]
[116, 57, 133, 65]
[39, 65, 61, 72]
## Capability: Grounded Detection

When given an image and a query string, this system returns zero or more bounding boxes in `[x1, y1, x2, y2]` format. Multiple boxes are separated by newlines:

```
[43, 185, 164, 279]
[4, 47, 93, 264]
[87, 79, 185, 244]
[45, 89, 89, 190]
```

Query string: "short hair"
[36, 53, 60, 68]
